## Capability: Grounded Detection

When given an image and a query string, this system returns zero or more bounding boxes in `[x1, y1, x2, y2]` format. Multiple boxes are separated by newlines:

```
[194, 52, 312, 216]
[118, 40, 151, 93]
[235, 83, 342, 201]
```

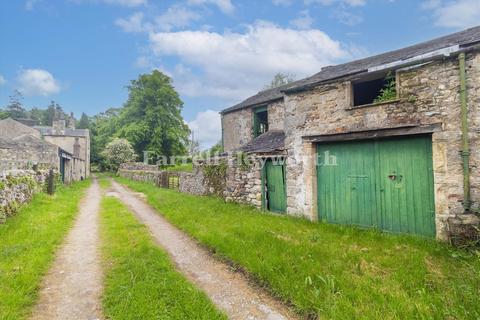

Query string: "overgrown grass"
[0, 180, 91, 320]
[116, 177, 480, 319]
[164, 163, 193, 172]
[100, 195, 226, 319]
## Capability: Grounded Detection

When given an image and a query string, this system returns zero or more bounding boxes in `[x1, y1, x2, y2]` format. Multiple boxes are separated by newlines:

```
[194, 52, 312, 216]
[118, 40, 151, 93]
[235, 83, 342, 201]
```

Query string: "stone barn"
[220, 26, 480, 241]
[0, 118, 88, 183]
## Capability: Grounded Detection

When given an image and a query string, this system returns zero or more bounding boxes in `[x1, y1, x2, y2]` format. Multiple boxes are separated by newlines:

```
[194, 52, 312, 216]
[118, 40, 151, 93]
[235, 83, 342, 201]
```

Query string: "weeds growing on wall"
[203, 161, 227, 196]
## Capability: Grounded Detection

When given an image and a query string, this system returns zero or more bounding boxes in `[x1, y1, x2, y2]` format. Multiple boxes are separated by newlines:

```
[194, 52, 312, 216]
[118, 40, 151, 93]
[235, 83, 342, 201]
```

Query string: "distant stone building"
[0, 117, 90, 183]
[219, 26, 480, 241]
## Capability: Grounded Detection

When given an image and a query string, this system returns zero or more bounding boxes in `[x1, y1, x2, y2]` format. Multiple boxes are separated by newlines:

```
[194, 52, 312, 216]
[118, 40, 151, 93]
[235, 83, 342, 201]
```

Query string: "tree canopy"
[264, 73, 296, 89]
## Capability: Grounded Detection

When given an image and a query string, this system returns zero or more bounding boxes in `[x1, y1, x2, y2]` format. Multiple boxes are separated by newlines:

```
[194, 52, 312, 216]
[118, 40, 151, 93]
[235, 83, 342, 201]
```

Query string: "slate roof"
[221, 25, 480, 114]
[34, 126, 89, 137]
[239, 130, 285, 153]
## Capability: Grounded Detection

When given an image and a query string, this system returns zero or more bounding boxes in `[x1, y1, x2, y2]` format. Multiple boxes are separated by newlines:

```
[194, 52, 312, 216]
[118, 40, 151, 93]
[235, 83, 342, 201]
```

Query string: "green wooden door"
[317, 136, 435, 236]
[377, 137, 436, 236]
[265, 160, 286, 213]
[317, 140, 378, 227]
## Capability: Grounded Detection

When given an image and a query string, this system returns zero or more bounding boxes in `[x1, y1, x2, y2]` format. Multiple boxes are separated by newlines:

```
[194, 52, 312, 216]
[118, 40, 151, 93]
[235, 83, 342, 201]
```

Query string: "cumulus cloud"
[188, 109, 221, 149]
[17, 69, 61, 96]
[148, 21, 350, 101]
[332, 9, 363, 25]
[115, 12, 145, 32]
[423, 0, 480, 29]
[290, 10, 314, 29]
[116, 6, 201, 33]
[155, 6, 201, 31]
[0, 75, 6, 86]
[187, 0, 235, 14]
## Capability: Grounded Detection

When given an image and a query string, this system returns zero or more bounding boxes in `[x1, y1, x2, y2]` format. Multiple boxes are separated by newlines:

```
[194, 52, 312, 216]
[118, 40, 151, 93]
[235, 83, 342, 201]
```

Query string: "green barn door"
[377, 136, 435, 236]
[317, 136, 435, 237]
[265, 160, 286, 213]
[317, 141, 378, 227]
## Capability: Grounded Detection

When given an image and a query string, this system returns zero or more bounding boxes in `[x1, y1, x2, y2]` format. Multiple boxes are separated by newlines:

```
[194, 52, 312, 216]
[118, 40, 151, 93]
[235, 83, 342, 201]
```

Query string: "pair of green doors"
[265, 160, 287, 213]
[316, 135, 435, 237]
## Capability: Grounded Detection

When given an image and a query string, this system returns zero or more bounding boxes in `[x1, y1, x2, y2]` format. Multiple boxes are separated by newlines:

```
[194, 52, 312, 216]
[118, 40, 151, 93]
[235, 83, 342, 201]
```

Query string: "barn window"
[253, 106, 268, 137]
[352, 72, 397, 107]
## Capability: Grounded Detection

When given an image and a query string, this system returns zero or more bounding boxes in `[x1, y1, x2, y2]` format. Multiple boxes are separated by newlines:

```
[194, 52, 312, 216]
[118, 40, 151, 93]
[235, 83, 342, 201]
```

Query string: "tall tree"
[117, 70, 190, 157]
[77, 112, 90, 129]
[264, 73, 296, 89]
[6, 90, 27, 119]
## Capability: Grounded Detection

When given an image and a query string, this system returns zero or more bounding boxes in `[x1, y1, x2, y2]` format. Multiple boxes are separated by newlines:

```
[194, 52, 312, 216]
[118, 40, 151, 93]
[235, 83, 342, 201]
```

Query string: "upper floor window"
[352, 71, 397, 107]
[253, 106, 268, 137]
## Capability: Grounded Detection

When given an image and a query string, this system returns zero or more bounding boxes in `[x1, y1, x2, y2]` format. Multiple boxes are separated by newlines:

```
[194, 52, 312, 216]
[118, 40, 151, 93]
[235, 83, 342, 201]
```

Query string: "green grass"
[164, 163, 193, 172]
[0, 180, 91, 320]
[100, 195, 226, 320]
[115, 177, 480, 319]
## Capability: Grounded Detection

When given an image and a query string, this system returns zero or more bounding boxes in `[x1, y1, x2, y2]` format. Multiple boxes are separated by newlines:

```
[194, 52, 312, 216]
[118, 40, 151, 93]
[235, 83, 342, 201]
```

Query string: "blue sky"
[0, 0, 479, 148]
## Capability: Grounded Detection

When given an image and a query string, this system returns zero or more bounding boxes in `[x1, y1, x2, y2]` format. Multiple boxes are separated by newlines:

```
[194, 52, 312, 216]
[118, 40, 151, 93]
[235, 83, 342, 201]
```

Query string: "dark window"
[353, 72, 397, 107]
[253, 107, 268, 137]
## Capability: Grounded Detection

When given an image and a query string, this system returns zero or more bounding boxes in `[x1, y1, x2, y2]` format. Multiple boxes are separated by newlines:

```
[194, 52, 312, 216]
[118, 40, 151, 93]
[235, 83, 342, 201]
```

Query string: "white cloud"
[17, 69, 61, 96]
[290, 10, 314, 29]
[423, 0, 480, 29]
[0, 75, 6, 86]
[155, 6, 201, 31]
[305, 0, 366, 7]
[25, 0, 41, 10]
[188, 109, 221, 149]
[148, 21, 352, 102]
[332, 9, 363, 25]
[70, 0, 146, 7]
[272, 0, 293, 6]
[187, 0, 235, 14]
[115, 12, 145, 33]
[116, 6, 200, 33]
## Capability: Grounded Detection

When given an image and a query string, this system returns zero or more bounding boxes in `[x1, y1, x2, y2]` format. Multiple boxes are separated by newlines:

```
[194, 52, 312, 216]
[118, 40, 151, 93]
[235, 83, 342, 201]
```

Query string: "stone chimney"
[67, 112, 75, 130]
[52, 119, 66, 135]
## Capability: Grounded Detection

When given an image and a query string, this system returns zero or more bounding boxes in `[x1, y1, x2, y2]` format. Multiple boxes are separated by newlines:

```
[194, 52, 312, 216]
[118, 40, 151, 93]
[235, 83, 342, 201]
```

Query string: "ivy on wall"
[202, 161, 227, 196]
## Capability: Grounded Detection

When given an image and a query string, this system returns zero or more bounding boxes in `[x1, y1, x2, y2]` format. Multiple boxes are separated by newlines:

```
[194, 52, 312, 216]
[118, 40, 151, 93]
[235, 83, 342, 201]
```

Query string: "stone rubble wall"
[118, 160, 263, 208]
[0, 170, 49, 224]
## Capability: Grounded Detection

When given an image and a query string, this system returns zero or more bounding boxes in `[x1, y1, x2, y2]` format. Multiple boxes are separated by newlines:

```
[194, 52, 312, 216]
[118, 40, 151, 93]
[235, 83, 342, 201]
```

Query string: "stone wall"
[283, 52, 480, 240]
[222, 108, 253, 152]
[118, 160, 263, 208]
[268, 100, 285, 131]
[0, 170, 49, 224]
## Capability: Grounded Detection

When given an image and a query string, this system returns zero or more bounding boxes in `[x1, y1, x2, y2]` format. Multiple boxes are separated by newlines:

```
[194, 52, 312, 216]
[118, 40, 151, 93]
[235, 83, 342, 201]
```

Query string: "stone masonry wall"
[268, 100, 285, 131]
[0, 170, 49, 224]
[119, 160, 263, 209]
[222, 108, 253, 152]
[283, 52, 480, 240]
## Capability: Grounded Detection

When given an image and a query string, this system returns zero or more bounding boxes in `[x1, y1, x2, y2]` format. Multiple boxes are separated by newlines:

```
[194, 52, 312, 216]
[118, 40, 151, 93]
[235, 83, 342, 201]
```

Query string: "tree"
[42, 100, 67, 125]
[264, 73, 296, 89]
[117, 70, 190, 157]
[101, 138, 137, 171]
[6, 90, 27, 119]
[77, 112, 90, 129]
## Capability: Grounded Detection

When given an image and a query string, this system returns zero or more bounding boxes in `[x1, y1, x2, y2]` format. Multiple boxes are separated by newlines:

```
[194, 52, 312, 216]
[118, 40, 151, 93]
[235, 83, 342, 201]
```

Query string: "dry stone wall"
[0, 170, 49, 224]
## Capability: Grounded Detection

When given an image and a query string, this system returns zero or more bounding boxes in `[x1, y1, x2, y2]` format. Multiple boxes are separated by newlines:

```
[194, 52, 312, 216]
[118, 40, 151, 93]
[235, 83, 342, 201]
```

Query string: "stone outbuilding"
[0, 118, 89, 183]
[220, 26, 480, 241]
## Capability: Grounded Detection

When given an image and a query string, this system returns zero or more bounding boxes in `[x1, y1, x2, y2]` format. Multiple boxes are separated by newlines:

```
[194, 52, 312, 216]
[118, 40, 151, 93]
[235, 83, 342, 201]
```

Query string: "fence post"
[47, 168, 55, 195]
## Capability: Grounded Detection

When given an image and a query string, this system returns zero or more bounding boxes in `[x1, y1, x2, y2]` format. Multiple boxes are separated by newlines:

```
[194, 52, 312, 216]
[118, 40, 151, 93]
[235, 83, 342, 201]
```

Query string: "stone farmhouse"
[220, 26, 480, 241]
[0, 116, 90, 183]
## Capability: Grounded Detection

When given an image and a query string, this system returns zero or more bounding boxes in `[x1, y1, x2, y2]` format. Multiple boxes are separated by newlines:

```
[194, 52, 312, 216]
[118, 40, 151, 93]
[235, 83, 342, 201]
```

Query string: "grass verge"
[0, 179, 91, 320]
[115, 177, 480, 319]
[100, 195, 226, 319]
